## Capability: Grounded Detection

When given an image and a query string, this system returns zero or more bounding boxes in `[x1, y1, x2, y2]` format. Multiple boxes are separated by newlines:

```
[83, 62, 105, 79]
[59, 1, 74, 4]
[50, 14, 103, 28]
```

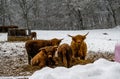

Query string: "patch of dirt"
[0, 50, 114, 76]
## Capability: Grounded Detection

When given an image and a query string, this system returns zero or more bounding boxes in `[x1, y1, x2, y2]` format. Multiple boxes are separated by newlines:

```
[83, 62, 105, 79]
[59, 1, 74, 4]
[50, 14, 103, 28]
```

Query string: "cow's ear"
[39, 48, 43, 51]
[68, 34, 76, 42]
[39, 47, 46, 51]
[59, 38, 63, 42]
[72, 37, 76, 42]
[39, 48, 47, 54]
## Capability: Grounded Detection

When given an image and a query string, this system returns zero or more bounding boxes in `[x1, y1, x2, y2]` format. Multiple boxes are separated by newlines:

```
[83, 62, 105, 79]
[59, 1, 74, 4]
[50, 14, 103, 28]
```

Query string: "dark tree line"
[0, 0, 120, 30]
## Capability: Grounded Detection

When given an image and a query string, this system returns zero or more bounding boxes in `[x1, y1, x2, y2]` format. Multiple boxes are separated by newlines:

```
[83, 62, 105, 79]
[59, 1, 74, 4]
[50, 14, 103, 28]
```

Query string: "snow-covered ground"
[35, 27, 120, 52]
[0, 26, 120, 52]
[30, 58, 120, 79]
[0, 26, 120, 79]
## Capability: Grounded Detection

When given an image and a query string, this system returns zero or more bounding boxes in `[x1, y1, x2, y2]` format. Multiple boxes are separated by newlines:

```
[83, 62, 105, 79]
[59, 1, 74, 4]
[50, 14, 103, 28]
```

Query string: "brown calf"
[40, 46, 58, 66]
[25, 38, 63, 64]
[31, 46, 58, 68]
[57, 43, 72, 68]
[68, 32, 89, 60]
[31, 49, 47, 68]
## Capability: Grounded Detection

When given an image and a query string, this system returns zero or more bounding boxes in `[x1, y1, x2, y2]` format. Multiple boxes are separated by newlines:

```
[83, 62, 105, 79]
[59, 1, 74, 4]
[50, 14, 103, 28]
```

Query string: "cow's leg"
[28, 55, 32, 65]
[63, 56, 67, 67]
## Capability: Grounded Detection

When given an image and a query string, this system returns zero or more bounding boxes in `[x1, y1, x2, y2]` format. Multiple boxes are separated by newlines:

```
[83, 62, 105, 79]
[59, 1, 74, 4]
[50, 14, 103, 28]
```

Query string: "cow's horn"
[84, 32, 89, 36]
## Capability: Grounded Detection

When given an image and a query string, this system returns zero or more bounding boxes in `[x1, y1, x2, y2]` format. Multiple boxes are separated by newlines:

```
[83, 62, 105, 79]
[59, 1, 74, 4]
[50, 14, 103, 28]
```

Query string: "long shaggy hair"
[68, 32, 89, 60]
[57, 43, 72, 67]
[31, 49, 47, 68]
[25, 38, 63, 64]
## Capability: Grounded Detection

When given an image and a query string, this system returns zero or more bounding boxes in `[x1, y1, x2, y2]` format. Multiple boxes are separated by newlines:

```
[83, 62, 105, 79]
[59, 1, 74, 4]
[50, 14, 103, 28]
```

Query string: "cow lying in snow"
[57, 43, 72, 68]
[31, 46, 58, 68]
[68, 32, 89, 60]
[40, 46, 58, 66]
[31, 48, 47, 68]
[25, 38, 63, 65]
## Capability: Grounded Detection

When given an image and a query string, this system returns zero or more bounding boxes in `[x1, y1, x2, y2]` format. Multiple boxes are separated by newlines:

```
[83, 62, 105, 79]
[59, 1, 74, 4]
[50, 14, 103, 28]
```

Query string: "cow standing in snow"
[68, 32, 89, 60]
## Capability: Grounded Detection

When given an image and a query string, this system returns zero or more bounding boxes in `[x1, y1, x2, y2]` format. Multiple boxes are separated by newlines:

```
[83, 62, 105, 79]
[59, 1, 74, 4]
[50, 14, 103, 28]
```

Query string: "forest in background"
[0, 0, 120, 30]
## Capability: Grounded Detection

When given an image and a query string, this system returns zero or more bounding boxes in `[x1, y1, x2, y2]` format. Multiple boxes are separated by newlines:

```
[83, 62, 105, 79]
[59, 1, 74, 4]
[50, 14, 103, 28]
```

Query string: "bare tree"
[32, 0, 41, 29]
[0, 0, 5, 26]
[72, 8, 84, 29]
[106, 0, 118, 26]
[66, 0, 88, 30]
[1, 0, 119, 30]
[14, 0, 36, 35]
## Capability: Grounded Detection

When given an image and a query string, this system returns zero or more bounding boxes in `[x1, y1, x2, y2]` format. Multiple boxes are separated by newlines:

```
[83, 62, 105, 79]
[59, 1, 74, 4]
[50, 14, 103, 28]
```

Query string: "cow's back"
[25, 40, 51, 57]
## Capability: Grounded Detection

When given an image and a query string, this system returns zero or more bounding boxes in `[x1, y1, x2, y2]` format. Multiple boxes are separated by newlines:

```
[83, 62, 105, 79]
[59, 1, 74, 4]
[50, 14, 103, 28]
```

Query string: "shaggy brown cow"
[40, 46, 58, 58]
[31, 32, 37, 40]
[68, 32, 89, 60]
[31, 46, 58, 68]
[31, 49, 47, 68]
[57, 43, 72, 68]
[25, 38, 63, 64]
[40, 46, 58, 66]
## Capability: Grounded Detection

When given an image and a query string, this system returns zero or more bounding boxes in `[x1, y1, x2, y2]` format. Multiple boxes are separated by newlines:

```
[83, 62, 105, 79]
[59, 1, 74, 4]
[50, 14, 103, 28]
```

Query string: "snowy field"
[0, 26, 120, 79]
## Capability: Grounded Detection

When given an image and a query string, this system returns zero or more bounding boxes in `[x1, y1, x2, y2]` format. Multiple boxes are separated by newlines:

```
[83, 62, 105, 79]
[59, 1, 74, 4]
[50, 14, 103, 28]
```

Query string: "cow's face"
[68, 32, 89, 44]
[46, 46, 58, 58]
[51, 38, 63, 46]
[39, 46, 58, 58]
[72, 35, 86, 44]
